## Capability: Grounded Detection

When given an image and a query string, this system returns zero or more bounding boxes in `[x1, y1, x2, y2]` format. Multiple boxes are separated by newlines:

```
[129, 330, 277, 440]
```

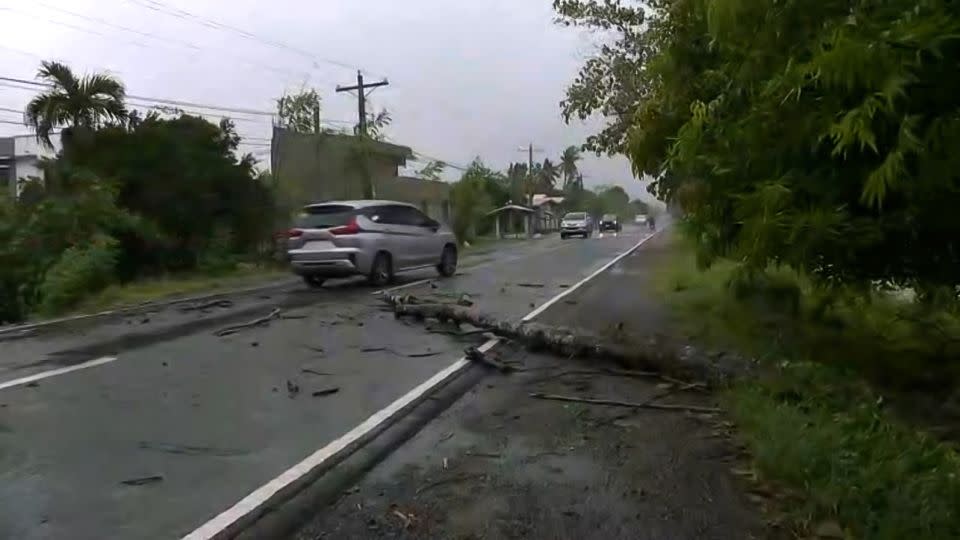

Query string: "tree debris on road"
[179, 299, 233, 312]
[214, 308, 281, 337]
[311, 387, 340, 397]
[381, 293, 738, 382]
[120, 475, 164, 486]
[529, 392, 721, 414]
[514, 283, 546, 288]
[465, 346, 515, 373]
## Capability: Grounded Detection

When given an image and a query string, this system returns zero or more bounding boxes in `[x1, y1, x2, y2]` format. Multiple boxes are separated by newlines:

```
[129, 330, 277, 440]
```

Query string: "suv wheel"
[368, 252, 393, 286]
[303, 275, 325, 288]
[437, 245, 458, 277]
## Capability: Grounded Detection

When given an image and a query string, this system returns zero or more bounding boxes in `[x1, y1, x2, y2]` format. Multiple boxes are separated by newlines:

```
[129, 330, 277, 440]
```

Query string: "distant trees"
[276, 88, 321, 133]
[415, 160, 446, 181]
[24, 61, 127, 148]
[560, 146, 582, 191]
[450, 160, 508, 242]
[538, 158, 560, 191]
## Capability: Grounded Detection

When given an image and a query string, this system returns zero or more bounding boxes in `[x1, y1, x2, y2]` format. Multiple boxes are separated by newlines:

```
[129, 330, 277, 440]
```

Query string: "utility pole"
[337, 70, 389, 198]
[336, 70, 389, 136]
[517, 143, 543, 206]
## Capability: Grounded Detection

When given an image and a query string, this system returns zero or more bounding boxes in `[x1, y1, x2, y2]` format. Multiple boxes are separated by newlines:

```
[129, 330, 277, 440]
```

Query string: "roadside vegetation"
[0, 61, 281, 323]
[655, 243, 960, 538]
[556, 0, 960, 536]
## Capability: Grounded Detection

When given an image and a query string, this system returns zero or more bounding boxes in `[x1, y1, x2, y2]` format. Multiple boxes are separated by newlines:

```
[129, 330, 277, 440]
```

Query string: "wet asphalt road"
[0, 228, 649, 540]
[292, 228, 763, 540]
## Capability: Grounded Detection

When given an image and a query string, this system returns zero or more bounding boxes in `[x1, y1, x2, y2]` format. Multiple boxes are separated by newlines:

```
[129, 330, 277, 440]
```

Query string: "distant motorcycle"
[648, 217, 656, 231]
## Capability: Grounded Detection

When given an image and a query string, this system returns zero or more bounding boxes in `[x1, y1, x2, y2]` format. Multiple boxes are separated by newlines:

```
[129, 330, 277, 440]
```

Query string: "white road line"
[182, 229, 660, 540]
[0, 356, 118, 391]
[523, 230, 660, 321]
[372, 236, 584, 296]
[182, 338, 500, 540]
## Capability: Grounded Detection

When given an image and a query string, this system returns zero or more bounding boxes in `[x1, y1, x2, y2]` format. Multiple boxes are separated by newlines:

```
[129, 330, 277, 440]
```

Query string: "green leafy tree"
[415, 160, 446, 181]
[538, 158, 560, 192]
[355, 109, 392, 141]
[560, 145, 582, 191]
[559, 0, 960, 294]
[506, 162, 528, 204]
[554, 1, 647, 156]
[276, 88, 322, 133]
[24, 61, 126, 148]
[66, 114, 274, 275]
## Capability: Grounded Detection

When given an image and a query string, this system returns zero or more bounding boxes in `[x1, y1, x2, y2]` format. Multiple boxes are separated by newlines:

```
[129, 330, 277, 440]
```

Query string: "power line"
[411, 151, 471, 172]
[122, 0, 382, 77]
[0, 75, 358, 126]
[18, 2, 316, 84]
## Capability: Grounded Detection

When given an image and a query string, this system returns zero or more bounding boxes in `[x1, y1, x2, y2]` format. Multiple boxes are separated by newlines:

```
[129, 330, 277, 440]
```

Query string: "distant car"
[599, 214, 621, 232]
[634, 214, 648, 225]
[286, 200, 458, 288]
[561, 211, 592, 239]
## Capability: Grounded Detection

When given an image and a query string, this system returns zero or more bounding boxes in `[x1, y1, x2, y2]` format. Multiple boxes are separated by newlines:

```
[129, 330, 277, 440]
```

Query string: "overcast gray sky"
[0, 0, 651, 199]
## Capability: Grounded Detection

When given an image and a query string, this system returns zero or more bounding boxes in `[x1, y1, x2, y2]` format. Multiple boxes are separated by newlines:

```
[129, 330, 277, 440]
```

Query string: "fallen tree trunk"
[381, 294, 746, 383]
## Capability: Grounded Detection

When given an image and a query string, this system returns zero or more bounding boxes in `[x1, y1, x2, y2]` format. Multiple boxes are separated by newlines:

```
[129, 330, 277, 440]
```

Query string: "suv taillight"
[329, 216, 361, 235]
[288, 228, 304, 238]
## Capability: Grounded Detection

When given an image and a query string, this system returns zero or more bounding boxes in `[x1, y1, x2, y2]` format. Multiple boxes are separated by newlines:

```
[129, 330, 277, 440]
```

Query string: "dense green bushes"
[0, 114, 277, 323]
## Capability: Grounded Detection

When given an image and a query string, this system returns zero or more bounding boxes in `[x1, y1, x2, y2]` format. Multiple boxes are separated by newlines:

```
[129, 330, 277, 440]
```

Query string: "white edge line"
[182, 338, 500, 540]
[182, 229, 661, 540]
[0, 356, 118, 391]
[522, 230, 660, 321]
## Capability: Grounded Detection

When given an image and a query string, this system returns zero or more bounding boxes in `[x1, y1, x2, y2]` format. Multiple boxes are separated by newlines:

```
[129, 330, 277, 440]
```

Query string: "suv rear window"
[295, 205, 355, 228]
[602, 214, 617, 221]
[564, 213, 586, 220]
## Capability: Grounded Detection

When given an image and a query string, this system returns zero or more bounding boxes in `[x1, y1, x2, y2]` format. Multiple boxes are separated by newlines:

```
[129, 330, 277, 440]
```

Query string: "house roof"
[487, 204, 534, 216]
[532, 194, 565, 207]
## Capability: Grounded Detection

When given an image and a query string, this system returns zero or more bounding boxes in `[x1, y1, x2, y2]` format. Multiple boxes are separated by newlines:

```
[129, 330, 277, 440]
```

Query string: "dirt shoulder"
[291, 231, 764, 539]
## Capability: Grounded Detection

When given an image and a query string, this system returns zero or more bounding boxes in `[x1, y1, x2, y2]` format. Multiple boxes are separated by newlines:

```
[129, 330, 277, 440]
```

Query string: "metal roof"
[304, 199, 417, 209]
[486, 204, 534, 215]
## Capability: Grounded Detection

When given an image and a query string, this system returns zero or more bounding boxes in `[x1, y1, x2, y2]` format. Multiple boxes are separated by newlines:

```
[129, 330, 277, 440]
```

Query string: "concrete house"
[0, 134, 60, 198]
[270, 128, 452, 223]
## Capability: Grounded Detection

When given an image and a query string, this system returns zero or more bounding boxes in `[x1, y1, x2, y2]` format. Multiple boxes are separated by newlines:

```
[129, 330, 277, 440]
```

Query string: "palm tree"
[560, 145, 581, 191]
[25, 61, 127, 148]
[539, 158, 560, 191]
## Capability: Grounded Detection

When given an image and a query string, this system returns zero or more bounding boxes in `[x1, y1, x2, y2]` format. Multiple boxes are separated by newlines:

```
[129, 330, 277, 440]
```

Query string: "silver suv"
[287, 200, 458, 287]
[560, 211, 592, 239]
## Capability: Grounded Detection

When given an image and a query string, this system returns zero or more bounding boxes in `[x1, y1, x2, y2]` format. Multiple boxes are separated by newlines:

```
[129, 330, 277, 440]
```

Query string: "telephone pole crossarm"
[336, 70, 389, 137]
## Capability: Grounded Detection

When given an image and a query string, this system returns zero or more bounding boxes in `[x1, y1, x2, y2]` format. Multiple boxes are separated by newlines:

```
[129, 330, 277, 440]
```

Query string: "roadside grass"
[62, 263, 289, 317]
[654, 236, 960, 539]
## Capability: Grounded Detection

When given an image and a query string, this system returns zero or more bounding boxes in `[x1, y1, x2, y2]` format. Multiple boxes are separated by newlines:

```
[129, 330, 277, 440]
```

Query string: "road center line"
[0, 356, 118, 391]
[183, 229, 661, 540]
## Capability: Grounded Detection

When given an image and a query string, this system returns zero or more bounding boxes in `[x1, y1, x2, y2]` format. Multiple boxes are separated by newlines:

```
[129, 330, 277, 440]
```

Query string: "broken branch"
[529, 392, 721, 414]
[180, 299, 234, 312]
[465, 346, 515, 373]
[381, 293, 740, 383]
[214, 308, 281, 337]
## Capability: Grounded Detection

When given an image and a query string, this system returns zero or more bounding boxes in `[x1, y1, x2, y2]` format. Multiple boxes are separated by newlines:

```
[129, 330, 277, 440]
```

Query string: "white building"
[0, 134, 61, 198]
